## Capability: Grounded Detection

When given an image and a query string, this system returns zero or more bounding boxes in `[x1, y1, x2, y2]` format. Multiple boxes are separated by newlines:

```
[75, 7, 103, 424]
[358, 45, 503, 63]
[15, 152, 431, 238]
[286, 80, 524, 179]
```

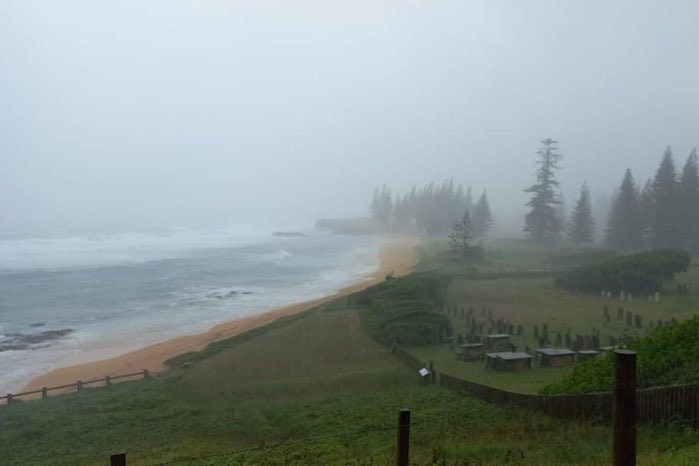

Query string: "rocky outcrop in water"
[0, 328, 73, 352]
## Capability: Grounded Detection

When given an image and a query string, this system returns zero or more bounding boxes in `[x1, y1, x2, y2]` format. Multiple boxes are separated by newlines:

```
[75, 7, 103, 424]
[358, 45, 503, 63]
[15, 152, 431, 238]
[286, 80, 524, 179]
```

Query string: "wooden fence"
[393, 345, 699, 425]
[1, 369, 151, 405]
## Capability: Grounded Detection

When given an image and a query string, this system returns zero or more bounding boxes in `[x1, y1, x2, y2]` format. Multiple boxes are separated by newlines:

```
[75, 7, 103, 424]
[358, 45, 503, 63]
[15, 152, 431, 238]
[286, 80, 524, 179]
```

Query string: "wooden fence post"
[613, 349, 636, 466]
[6, 393, 12, 404]
[110, 451, 126, 466]
[77, 380, 83, 392]
[105, 376, 111, 386]
[428, 360, 435, 384]
[396, 409, 410, 466]
[41, 387, 48, 399]
[143, 369, 150, 379]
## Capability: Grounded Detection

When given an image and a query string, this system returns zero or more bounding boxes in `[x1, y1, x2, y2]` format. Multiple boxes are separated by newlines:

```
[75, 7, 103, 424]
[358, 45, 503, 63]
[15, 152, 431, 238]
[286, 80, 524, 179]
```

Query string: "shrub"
[541, 315, 699, 394]
[356, 273, 452, 347]
[554, 249, 690, 293]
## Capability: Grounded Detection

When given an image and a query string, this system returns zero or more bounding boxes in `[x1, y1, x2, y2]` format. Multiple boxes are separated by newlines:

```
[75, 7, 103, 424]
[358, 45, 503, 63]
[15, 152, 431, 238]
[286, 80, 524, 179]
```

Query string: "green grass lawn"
[2, 240, 699, 465]
[410, 344, 573, 393]
[1, 302, 698, 465]
[411, 240, 699, 394]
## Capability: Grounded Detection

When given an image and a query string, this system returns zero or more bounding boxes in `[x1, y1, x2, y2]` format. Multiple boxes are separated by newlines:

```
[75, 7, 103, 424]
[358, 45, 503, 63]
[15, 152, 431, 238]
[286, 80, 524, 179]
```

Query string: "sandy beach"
[23, 235, 420, 393]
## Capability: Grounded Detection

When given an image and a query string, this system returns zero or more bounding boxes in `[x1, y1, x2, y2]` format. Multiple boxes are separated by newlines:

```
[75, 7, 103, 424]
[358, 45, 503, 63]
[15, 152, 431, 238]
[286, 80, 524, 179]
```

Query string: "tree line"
[523, 139, 698, 253]
[369, 181, 492, 238]
[369, 140, 697, 255]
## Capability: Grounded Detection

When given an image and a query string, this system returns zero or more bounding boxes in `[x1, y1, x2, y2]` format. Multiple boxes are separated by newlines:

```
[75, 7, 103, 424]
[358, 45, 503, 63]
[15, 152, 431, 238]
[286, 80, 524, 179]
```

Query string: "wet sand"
[23, 235, 420, 392]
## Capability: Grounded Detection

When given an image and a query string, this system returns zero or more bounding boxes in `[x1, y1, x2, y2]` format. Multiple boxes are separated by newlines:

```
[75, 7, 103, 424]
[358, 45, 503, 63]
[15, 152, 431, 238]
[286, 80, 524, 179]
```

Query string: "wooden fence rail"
[393, 345, 699, 426]
[1, 369, 151, 405]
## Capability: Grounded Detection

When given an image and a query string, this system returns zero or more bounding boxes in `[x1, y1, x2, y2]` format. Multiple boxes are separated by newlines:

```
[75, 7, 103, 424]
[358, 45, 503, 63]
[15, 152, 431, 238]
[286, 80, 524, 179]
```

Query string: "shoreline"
[23, 235, 420, 393]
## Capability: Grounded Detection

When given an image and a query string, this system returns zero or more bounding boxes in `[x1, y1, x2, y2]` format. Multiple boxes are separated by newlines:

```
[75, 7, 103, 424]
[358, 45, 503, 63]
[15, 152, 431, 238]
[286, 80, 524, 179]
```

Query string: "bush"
[356, 273, 452, 347]
[554, 249, 690, 293]
[541, 315, 699, 394]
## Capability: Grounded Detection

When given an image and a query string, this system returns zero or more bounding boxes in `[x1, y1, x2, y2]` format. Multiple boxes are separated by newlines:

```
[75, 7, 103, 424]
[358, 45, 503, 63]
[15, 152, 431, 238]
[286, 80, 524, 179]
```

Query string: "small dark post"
[77, 380, 83, 391]
[105, 375, 111, 385]
[110, 451, 126, 466]
[428, 361, 435, 384]
[613, 350, 636, 466]
[6, 393, 12, 404]
[143, 369, 150, 379]
[396, 409, 410, 466]
[41, 387, 48, 399]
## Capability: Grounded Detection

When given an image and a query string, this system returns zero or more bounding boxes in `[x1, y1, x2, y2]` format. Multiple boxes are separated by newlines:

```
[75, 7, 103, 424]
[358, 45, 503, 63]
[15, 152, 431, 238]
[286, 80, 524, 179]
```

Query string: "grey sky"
[2, 0, 698, 235]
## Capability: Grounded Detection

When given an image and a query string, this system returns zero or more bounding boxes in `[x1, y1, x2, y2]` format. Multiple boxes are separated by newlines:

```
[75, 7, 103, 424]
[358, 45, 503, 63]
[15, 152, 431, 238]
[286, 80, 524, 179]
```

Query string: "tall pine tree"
[679, 148, 698, 251]
[523, 138, 563, 244]
[568, 182, 595, 244]
[472, 190, 493, 238]
[638, 179, 655, 249]
[606, 169, 643, 251]
[650, 147, 679, 248]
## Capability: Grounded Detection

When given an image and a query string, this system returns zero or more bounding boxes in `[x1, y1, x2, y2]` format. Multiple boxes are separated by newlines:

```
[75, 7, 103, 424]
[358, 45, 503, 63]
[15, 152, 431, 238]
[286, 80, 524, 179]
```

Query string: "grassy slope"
[1, 302, 698, 464]
[413, 239, 699, 393]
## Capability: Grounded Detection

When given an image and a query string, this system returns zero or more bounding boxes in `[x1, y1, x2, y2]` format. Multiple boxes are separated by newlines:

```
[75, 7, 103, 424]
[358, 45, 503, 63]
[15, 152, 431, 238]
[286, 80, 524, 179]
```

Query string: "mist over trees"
[369, 180, 493, 238]
[472, 190, 493, 238]
[606, 146, 699, 253]
[523, 139, 564, 244]
[606, 169, 643, 251]
[568, 182, 595, 245]
[366, 141, 698, 255]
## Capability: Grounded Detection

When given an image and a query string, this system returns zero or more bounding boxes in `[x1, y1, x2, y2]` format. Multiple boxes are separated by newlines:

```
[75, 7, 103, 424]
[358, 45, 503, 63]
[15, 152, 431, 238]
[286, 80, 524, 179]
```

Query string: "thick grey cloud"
[2, 1, 698, 235]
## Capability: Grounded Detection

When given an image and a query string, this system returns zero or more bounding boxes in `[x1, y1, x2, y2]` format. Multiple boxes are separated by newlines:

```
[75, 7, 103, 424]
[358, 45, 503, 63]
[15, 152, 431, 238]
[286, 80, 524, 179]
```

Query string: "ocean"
[0, 227, 382, 394]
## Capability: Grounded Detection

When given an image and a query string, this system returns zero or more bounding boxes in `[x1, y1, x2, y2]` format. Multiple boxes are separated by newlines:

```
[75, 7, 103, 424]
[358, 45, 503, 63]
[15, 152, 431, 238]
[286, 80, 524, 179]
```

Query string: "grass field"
[412, 239, 699, 393]
[2, 299, 699, 464]
[1, 239, 699, 464]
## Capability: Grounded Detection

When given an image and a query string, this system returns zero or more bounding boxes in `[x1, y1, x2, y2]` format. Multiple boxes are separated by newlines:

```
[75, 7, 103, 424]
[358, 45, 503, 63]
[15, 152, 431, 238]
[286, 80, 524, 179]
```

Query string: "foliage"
[370, 184, 393, 228]
[448, 210, 477, 259]
[541, 315, 699, 393]
[369, 180, 494, 237]
[678, 148, 699, 251]
[357, 273, 452, 346]
[649, 146, 680, 248]
[523, 138, 564, 244]
[568, 182, 595, 244]
[554, 249, 691, 293]
[472, 190, 493, 238]
[606, 168, 643, 251]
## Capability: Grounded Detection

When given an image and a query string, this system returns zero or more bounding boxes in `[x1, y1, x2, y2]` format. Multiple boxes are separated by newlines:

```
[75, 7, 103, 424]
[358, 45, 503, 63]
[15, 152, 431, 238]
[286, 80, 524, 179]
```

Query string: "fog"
[2, 0, 698, 236]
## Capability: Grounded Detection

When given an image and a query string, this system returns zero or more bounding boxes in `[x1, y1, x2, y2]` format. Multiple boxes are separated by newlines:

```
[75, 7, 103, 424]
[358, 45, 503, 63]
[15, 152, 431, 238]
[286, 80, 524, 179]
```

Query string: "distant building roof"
[486, 351, 533, 360]
[536, 348, 576, 356]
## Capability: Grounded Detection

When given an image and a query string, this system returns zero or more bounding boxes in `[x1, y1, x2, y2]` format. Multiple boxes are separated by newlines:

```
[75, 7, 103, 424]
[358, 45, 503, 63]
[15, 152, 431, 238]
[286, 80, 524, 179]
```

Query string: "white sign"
[418, 368, 430, 377]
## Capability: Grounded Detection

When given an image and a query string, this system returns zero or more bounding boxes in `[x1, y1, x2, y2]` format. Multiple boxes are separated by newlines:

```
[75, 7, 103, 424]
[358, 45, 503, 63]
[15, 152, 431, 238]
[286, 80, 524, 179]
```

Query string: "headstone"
[617, 307, 624, 319]
[555, 332, 562, 346]
[516, 324, 524, 336]
[634, 315, 642, 328]
[654, 292, 660, 304]
[625, 311, 633, 326]
[564, 333, 571, 348]
[533, 325, 539, 339]
[620, 290, 625, 301]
